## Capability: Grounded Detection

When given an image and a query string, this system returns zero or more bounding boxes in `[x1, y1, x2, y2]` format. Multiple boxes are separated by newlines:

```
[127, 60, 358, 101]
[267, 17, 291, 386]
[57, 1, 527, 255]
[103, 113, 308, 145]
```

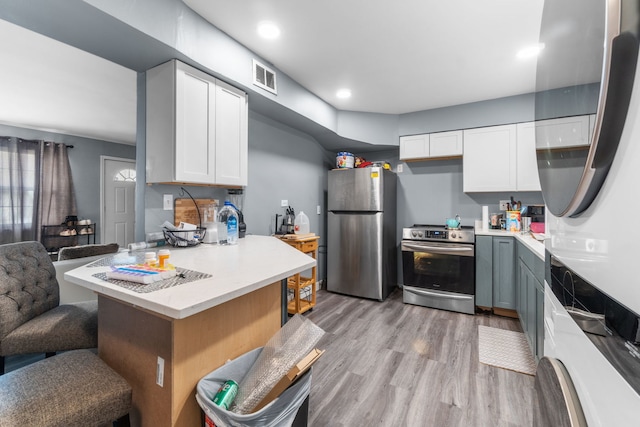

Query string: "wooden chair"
[0, 241, 97, 375]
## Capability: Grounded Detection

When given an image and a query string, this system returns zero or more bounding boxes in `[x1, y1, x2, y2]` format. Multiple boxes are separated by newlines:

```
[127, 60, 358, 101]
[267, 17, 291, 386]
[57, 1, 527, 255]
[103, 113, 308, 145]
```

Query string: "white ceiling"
[0, 19, 137, 144]
[183, 0, 544, 115]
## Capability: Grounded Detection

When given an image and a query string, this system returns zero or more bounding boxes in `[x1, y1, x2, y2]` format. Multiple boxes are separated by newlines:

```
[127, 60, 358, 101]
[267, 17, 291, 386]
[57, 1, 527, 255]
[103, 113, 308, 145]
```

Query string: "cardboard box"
[251, 348, 324, 412]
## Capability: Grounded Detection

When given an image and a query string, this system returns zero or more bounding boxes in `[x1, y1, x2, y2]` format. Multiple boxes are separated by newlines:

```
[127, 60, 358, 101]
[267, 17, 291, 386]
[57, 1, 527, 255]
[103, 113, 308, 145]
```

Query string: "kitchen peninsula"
[64, 235, 316, 427]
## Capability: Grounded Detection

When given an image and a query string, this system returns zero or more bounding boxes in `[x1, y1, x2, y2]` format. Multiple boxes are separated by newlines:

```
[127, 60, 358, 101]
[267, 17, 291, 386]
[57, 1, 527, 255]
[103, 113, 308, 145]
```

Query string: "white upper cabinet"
[516, 122, 542, 191]
[146, 60, 248, 186]
[463, 124, 517, 192]
[534, 115, 590, 150]
[214, 80, 248, 186]
[429, 130, 463, 158]
[399, 130, 463, 160]
[399, 134, 429, 160]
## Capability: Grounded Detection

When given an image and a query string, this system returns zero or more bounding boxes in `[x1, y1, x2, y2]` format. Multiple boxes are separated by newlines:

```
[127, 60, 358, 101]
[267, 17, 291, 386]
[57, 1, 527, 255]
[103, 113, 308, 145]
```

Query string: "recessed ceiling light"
[336, 89, 352, 99]
[517, 43, 545, 59]
[257, 21, 280, 39]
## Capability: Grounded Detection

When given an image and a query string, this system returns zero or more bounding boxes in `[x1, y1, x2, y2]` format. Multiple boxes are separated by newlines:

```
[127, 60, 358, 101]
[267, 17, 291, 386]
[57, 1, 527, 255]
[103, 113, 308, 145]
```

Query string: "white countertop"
[64, 235, 316, 319]
[475, 228, 546, 260]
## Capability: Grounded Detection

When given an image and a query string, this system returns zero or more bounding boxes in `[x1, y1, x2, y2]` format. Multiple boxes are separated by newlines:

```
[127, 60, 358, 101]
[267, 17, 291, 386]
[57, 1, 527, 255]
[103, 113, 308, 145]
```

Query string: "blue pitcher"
[446, 214, 461, 229]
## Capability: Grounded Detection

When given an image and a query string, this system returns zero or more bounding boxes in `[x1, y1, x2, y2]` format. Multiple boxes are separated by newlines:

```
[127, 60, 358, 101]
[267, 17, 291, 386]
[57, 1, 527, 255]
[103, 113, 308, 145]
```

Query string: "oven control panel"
[426, 230, 447, 239]
[402, 226, 474, 243]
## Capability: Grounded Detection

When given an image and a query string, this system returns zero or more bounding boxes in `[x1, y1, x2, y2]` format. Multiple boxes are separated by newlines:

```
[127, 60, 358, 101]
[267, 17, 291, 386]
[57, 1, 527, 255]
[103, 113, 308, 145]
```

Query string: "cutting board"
[280, 233, 317, 240]
[174, 198, 217, 226]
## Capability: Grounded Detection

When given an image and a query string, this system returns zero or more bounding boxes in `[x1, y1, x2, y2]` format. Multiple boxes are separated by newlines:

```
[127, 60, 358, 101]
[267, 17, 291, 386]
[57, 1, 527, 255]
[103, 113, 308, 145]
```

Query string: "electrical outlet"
[499, 200, 509, 210]
[317, 205, 321, 215]
[281, 199, 288, 207]
[156, 356, 165, 387]
[163, 194, 173, 210]
[397, 164, 404, 173]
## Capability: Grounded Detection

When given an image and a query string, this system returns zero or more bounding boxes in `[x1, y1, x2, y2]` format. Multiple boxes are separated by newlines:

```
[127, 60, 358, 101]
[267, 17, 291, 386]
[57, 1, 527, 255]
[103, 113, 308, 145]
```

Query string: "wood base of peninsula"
[98, 282, 281, 427]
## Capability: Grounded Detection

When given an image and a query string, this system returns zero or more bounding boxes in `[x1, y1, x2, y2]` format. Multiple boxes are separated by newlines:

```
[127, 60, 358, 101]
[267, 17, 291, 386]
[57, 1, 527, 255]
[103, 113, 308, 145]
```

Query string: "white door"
[101, 157, 136, 248]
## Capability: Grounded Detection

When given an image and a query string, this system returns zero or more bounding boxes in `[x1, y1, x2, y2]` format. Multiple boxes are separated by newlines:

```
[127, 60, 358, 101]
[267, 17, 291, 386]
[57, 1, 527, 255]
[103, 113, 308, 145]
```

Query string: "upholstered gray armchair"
[0, 241, 97, 374]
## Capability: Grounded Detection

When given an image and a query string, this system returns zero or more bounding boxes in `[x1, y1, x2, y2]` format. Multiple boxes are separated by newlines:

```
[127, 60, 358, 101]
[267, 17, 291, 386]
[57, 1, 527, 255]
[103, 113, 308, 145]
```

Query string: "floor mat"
[478, 325, 536, 376]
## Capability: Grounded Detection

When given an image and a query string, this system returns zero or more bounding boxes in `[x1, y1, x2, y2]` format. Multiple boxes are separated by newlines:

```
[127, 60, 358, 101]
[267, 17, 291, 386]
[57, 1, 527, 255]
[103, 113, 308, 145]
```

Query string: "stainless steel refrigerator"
[327, 166, 397, 301]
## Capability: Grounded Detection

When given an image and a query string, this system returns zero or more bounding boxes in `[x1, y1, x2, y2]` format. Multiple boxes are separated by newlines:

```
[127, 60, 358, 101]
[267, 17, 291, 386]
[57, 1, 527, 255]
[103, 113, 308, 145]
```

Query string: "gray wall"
[141, 111, 330, 280]
[399, 92, 535, 136]
[0, 123, 136, 242]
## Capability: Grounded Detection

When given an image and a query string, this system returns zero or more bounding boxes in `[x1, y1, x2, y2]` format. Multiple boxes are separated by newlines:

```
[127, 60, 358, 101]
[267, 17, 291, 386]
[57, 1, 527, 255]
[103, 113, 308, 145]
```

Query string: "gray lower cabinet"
[475, 235, 515, 310]
[476, 235, 544, 361]
[516, 240, 545, 361]
[475, 236, 493, 308]
[493, 237, 516, 310]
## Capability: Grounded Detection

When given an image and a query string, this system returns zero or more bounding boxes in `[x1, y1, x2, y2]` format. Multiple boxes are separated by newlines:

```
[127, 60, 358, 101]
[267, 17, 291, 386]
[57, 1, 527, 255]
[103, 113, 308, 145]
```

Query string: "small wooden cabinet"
[278, 235, 319, 314]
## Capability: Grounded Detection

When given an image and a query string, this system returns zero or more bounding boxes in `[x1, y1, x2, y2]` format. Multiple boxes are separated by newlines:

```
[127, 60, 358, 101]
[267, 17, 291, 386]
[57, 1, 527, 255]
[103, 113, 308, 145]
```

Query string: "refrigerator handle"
[329, 211, 379, 215]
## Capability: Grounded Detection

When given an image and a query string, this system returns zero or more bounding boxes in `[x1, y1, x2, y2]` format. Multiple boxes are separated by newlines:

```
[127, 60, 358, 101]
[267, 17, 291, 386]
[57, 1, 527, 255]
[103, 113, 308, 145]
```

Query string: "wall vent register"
[253, 59, 277, 95]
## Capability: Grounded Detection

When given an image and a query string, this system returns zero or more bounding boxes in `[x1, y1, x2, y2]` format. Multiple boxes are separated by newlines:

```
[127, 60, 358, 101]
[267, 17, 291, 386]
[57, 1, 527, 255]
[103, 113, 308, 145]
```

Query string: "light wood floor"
[5, 289, 535, 426]
[305, 288, 535, 427]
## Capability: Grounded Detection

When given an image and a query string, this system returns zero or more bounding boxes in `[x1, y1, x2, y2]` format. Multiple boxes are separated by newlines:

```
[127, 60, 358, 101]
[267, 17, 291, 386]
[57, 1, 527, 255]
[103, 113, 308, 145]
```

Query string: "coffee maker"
[523, 205, 545, 223]
[227, 189, 246, 238]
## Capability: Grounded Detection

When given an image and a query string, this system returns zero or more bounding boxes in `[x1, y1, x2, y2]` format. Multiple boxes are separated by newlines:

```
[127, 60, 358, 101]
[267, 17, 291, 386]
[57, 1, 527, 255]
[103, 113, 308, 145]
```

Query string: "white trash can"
[196, 347, 311, 427]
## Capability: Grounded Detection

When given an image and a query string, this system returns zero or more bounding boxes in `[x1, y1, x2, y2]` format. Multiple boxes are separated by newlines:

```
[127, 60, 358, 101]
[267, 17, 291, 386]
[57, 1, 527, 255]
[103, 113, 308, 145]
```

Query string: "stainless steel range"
[401, 224, 475, 314]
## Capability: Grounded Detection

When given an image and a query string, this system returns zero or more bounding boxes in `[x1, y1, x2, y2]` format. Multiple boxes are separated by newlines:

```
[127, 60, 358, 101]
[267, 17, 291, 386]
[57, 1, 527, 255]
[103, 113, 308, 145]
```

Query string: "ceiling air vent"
[253, 59, 277, 95]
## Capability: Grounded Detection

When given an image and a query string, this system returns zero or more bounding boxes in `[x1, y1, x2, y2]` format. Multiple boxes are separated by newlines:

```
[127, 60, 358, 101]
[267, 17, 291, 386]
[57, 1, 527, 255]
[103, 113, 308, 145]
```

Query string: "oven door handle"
[403, 286, 474, 301]
[401, 242, 474, 256]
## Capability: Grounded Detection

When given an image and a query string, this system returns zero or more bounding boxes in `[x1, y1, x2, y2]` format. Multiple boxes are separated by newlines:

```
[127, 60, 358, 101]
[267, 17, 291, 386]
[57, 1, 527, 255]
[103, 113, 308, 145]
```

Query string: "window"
[0, 140, 38, 231]
[113, 168, 136, 182]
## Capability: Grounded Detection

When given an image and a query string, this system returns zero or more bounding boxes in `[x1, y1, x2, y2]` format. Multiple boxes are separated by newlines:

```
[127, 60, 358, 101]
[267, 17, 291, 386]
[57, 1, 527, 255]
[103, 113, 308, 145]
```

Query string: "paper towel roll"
[482, 206, 489, 231]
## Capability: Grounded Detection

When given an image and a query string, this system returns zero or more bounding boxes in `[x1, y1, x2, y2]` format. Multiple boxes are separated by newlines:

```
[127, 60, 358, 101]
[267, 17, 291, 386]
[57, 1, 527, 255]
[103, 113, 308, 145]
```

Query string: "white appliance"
[534, 0, 640, 424]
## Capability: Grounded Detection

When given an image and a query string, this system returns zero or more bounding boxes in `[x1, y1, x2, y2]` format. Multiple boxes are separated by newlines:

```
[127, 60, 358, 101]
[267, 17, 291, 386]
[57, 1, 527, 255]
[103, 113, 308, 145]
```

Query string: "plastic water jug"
[217, 201, 239, 245]
[294, 211, 310, 234]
